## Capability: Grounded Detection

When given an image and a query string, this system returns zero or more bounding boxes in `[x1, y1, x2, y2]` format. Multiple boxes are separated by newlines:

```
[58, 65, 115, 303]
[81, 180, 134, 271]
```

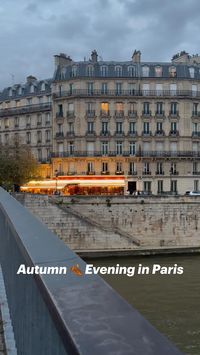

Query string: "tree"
[0, 139, 40, 191]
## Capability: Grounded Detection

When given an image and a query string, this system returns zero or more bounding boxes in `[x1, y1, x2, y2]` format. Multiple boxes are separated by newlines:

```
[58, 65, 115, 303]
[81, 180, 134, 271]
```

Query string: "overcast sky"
[0, 0, 200, 89]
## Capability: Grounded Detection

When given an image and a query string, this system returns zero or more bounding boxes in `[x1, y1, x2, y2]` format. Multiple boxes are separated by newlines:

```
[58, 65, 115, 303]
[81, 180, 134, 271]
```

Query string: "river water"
[89, 254, 200, 355]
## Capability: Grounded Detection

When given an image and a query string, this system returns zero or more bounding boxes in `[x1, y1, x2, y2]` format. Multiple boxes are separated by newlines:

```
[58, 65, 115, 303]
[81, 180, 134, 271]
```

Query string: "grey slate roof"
[0, 79, 52, 101]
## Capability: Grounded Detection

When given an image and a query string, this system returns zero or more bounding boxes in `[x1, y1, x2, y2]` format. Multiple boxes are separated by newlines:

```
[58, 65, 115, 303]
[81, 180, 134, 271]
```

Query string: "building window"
[115, 66, 122, 77]
[41, 82, 45, 91]
[30, 85, 34, 93]
[116, 122, 123, 134]
[128, 66, 136, 77]
[170, 162, 177, 175]
[102, 121, 108, 134]
[101, 83, 108, 94]
[194, 180, 199, 191]
[170, 180, 177, 193]
[143, 122, 150, 134]
[26, 132, 31, 144]
[193, 162, 198, 174]
[37, 114, 42, 126]
[129, 142, 136, 155]
[156, 102, 163, 115]
[156, 121, 163, 133]
[69, 142, 74, 155]
[157, 180, 163, 193]
[37, 131, 42, 143]
[129, 121, 136, 134]
[45, 113, 51, 125]
[100, 66, 108, 77]
[101, 141, 108, 155]
[18, 86, 22, 95]
[27, 98, 32, 105]
[170, 102, 177, 115]
[116, 83, 122, 95]
[68, 103, 74, 114]
[87, 121, 94, 133]
[87, 82, 94, 95]
[128, 83, 136, 95]
[193, 123, 198, 133]
[170, 84, 177, 96]
[156, 162, 163, 174]
[101, 102, 109, 114]
[14, 117, 19, 128]
[142, 66, 149, 77]
[116, 162, 122, 172]
[193, 103, 198, 116]
[38, 96, 43, 104]
[72, 66, 77, 77]
[87, 162, 94, 173]
[129, 162, 136, 174]
[171, 121, 177, 132]
[102, 162, 108, 173]
[169, 66, 176, 77]
[45, 130, 50, 142]
[116, 141, 123, 155]
[189, 67, 195, 78]
[37, 149, 42, 161]
[143, 102, 150, 115]
[87, 65, 94, 77]
[144, 181, 151, 192]
[4, 118, 9, 129]
[5, 134, 9, 144]
[26, 115, 31, 127]
[155, 66, 162, 77]
[144, 162, 150, 174]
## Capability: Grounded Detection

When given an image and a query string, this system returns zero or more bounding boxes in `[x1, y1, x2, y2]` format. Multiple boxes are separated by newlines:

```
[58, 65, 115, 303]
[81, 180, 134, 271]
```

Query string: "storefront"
[21, 176, 126, 195]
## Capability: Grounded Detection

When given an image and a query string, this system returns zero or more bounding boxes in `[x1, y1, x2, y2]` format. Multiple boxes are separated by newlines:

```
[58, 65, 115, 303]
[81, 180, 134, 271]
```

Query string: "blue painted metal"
[0, 188, 183, 355]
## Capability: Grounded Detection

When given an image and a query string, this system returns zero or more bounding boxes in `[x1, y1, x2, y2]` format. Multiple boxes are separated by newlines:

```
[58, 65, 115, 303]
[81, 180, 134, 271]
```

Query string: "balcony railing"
[67, 111, 75, 118]
[128, 110, 137, 118]
[100, 130, 110, 137]
[56, 112, 64, 118]
[115, 110, 124, 118]
[192, 131, 200, 137]
[100, 110, 110, 117]
[142, 131, 152, 136]
[169, 130, 179, 136]
[155, 130, 165, 136]
[128, 171, 137, 175]
[85, 131, 96, 137]
[86, 110, 96, 118]
[55, 132, 64, 139]
[0, 103, 51, 117]
[143, 171, 151, 175]
[169, 111, 179, 117]
[53, 89, 200, 99]
[51, 150, 200, 158]
[155, 111, 165, 117]
[156, 171, 165, 175]
[193, 171, 200, 175]
[142, 110, 151, 116]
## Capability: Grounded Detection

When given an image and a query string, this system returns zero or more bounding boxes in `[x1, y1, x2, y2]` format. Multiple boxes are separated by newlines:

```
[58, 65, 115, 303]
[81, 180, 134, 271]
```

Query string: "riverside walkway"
[0, 188, 183, 355]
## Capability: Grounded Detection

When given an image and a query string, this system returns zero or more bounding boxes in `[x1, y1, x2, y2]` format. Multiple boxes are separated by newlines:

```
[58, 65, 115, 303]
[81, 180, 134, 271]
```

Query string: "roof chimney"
[54, 53, 72, 68]
[132, 50, 141, 63]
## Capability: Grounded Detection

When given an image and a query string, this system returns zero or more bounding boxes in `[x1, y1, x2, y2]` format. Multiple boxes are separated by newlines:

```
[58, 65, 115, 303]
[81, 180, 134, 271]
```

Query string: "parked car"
[185, 191, 200, 196]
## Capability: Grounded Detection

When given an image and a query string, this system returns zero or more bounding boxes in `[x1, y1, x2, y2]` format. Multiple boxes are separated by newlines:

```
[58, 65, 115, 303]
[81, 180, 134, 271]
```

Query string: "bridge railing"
[0, 188, 182, 355]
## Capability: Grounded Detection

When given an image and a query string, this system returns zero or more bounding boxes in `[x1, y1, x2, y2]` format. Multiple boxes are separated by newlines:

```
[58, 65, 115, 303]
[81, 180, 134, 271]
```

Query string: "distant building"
[2, 50, 200, 194]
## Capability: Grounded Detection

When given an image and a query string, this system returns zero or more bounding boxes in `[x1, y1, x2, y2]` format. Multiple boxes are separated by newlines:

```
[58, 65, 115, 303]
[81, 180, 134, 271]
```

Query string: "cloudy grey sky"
[0, 0, 200, 89]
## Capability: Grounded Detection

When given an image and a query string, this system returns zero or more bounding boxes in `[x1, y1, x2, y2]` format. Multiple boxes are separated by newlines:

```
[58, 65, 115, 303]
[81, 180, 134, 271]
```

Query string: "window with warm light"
[116, 102, 124, 112]
[101, 102, 109, 113]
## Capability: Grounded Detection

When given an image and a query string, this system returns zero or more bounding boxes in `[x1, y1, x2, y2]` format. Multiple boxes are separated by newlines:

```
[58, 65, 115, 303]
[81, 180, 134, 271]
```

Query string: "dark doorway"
[128, 181, 137, 195]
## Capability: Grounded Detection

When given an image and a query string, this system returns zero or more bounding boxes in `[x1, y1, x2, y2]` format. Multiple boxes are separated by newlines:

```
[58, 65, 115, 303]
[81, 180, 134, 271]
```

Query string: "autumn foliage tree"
[0, 139, 40, 190]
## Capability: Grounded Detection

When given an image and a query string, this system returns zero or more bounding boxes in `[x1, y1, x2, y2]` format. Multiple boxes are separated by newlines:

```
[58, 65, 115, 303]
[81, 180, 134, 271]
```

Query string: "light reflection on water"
[88, 255, 200, 355]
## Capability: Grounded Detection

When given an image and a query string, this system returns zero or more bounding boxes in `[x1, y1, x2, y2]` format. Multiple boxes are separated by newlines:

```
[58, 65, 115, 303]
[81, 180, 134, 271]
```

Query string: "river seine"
[90, 254, 200, 355]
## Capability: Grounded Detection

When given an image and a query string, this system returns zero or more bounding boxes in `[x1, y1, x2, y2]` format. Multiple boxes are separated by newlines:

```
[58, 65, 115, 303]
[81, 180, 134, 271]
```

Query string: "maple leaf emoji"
[70, 264, 83, 276]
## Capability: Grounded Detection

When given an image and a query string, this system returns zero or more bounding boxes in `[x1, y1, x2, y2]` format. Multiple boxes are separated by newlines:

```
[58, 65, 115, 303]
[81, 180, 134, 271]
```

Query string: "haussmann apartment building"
[1, 50, 200, 195]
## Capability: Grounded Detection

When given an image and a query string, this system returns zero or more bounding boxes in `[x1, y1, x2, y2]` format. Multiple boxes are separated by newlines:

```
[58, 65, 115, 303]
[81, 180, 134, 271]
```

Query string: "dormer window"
[142, 66, 149, 77]
[87, 65, 94, 77]
[9, 88, 12, 97]
[169, 66, 176, 77]
[115, 66, 122, 77]
[189, 67, 195, 78]
[41, 82, 45, 91]
[61, 67, 67, 79]
[155, 66, 162, 77]
[18, 86, 22, 95]
[100, 66, 108, 77]
[30, 85, 34, 93]
[72, 66, 77, 77]
[128, 66, 136, 77]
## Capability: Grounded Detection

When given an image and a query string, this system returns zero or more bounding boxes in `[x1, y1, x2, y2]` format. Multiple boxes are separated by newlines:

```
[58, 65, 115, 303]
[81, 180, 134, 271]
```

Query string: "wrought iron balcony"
[85, 131, 96, 137]
[193, 171, 200, 175]
[128, 131, 137, 137]
[142, 171, 151, 175]
[128, 171, 137, 175]
[86, 110, 96, 118]
[115, 110, 124, 118]
[155, 130, 165, 136]
[192, 131, 200, 137]
[100, 110, 110, 118]
[56, 112, 64, 118]
[170, 171, 179, 175]
[142, 131, 152, 136]
[100, 131, 110, 137]
[128, 110, 137, 118]
[55, 132, 64, 139]
[169, 130, 179, 136]
[115, 170, 124, 175]
[0, 102, 51, 117]
[101, 171, 110, 175]
[156, 171, 165, 175]
[66, 131, 75, 137]
[169, 111, 179, 117]
[155, 111, 165, 117]
[115, 131, 125, 137]
[67, 111, 75, 118]
[142, 110, 151, 116]
[191, 111, 200, 117]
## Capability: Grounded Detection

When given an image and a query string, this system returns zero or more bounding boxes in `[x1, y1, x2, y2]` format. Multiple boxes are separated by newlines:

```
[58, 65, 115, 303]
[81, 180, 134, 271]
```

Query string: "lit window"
[189, 67, 195, 78]
[155, 66, 162, 77]
[115, 66, 122, 77]
[116, 102, 124, 112]
[142, 66, 149, 77]
[169, 66, 176, 77]
[101, 102, 109, 113]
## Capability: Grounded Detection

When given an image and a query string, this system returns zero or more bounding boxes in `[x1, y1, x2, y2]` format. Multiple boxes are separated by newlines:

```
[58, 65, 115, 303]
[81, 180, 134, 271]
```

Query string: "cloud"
[0, 0, 200, 89]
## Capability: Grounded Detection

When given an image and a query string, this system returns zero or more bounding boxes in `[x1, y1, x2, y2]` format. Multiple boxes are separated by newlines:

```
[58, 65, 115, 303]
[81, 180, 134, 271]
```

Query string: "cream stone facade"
[51, 50, 200, 195]
[1, 50, 200, 194]
[0, 76, 52, 178]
